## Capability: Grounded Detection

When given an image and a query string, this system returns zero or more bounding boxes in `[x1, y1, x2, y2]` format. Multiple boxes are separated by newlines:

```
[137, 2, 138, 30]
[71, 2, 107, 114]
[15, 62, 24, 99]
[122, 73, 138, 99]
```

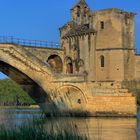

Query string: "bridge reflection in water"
[44, 117, 137, 140]
[0, 108, 139, 140]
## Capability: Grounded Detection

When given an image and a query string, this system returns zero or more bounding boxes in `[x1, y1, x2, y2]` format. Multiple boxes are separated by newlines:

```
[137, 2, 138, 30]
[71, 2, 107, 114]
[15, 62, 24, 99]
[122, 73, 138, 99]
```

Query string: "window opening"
[100, 21, 104, 29]
[100, 55, 105, 67]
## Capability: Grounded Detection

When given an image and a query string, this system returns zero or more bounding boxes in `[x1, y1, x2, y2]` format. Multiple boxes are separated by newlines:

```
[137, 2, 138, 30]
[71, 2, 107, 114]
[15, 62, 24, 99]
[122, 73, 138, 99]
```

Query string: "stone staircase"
[86, 86, 133, 104]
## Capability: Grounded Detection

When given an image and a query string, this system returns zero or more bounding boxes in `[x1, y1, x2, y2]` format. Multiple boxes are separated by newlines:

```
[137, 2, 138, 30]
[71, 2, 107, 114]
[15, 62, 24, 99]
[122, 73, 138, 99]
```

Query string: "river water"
[0, 108, 140, 140]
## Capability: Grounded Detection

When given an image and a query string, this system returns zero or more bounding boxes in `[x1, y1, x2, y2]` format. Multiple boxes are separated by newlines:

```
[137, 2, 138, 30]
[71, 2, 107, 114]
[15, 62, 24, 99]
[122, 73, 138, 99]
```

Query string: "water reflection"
[0, 108, 139, 140]
[0, 108, 43, 128]
[44, 117, 137, 140]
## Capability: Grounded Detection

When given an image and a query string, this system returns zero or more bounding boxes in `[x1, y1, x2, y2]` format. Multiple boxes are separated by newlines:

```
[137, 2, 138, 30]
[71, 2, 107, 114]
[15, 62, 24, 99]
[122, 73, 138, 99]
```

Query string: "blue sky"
[0, 0, 140, 79]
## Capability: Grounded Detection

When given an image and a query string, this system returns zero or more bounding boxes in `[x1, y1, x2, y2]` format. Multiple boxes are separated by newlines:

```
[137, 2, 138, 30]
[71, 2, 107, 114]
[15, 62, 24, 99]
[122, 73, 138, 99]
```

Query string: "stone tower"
[60, 0, 136, 82]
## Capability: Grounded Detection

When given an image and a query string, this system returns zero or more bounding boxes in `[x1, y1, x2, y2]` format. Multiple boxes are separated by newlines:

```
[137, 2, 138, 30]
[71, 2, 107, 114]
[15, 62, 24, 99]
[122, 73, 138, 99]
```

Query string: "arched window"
[77, 6, 81, 16]
[47, 55, 63, 73]
[100, 55, 105, 67]
[65, 57, 73, 74]
[78, 59, 84, 73]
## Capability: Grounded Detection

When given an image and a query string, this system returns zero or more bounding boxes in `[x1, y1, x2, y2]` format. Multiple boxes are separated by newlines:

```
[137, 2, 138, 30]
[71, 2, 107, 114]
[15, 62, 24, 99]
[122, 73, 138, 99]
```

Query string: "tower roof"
[71, 0, 89, 10]
[62, 23, 96, 38]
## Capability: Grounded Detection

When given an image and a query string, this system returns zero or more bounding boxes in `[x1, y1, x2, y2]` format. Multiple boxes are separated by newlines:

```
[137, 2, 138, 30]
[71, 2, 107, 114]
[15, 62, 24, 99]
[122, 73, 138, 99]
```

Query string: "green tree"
[0, 79, 35, 106]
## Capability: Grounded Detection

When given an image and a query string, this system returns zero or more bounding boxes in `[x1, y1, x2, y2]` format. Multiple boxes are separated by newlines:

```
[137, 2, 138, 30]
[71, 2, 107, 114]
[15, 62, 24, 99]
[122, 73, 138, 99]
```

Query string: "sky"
[0, 0, 140, 79]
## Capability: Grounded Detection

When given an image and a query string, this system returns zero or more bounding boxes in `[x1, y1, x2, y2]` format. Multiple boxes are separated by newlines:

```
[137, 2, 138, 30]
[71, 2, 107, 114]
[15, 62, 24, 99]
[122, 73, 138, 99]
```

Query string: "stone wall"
[96, 50, 124, 81]
[122, 80, 140, 104]
[135, 55, 140, 80]
[48, 81, 137, 116]
[86, 96, 136, 116]
[24, 46, 64, 64]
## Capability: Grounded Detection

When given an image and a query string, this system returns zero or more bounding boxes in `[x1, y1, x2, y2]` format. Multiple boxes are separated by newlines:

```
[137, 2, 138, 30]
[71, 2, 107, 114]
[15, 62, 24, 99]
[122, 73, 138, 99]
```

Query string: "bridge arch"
[0, 45, 57, 111]
[0, 60, 50, 104]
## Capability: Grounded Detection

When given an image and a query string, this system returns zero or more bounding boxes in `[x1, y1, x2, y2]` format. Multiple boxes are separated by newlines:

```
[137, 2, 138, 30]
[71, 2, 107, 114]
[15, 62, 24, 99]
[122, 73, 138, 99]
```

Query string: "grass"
[0, 118, 88, 140]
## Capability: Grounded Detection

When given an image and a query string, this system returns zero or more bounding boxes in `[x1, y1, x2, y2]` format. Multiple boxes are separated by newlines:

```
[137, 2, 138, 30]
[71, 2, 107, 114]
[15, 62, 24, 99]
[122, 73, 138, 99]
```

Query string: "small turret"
[71, 0, 92, 25]
[71, 0, 88, 10]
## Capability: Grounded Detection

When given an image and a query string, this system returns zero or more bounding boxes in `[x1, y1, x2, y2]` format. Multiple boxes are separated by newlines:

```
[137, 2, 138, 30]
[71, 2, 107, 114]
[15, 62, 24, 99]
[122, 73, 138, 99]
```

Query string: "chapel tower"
[60, 0, 136, 82]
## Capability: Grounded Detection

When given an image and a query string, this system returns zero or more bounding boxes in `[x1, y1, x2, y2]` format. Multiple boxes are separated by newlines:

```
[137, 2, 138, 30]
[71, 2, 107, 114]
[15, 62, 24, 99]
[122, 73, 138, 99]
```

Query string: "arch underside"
[0, 61, 50, 104]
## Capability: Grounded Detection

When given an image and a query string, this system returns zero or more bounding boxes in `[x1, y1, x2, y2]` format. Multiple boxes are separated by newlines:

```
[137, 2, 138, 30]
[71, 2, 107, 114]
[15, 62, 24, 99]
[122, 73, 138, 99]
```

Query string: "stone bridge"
[0, 43, 87, 115]
[0, 0, 137, 116]
[0, 42, 137, 116]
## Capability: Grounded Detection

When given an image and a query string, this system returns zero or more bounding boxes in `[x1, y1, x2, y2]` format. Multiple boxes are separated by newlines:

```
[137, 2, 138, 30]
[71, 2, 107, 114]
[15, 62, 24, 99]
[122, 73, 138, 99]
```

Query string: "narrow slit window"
[100, 55, 105, 67]
[100, 21, 104, 29]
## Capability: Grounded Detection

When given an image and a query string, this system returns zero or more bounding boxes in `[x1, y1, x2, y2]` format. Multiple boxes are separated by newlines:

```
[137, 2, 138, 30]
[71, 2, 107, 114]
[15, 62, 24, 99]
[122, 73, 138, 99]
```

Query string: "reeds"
[0, 118, 88, 140]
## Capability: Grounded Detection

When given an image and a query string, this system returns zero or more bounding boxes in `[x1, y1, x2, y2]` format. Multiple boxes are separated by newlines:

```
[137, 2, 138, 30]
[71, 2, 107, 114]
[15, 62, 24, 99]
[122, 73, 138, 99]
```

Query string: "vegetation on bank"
[0, 79, 35, 106]
[0, 119, 87, 140]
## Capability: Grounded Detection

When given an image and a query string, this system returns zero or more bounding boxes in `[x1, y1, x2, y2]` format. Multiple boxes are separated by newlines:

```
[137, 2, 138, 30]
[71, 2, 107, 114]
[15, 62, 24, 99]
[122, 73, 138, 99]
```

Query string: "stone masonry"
[0, 0, 138, 116]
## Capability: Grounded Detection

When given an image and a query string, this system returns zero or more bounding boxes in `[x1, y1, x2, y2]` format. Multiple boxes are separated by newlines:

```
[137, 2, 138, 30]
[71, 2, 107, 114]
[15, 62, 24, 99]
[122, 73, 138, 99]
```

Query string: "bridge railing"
[0, 36, 60, 48]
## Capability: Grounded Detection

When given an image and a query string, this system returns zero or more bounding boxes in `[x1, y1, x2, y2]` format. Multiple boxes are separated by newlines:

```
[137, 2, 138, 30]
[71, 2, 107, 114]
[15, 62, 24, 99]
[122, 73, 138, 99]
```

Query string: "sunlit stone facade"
[60, 0, 138, 81]
[0, 0, 138, 116]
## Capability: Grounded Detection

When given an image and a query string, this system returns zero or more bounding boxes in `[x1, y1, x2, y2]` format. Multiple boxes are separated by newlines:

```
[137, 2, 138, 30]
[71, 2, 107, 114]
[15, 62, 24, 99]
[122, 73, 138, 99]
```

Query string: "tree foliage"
[0, 79, 35, 106]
